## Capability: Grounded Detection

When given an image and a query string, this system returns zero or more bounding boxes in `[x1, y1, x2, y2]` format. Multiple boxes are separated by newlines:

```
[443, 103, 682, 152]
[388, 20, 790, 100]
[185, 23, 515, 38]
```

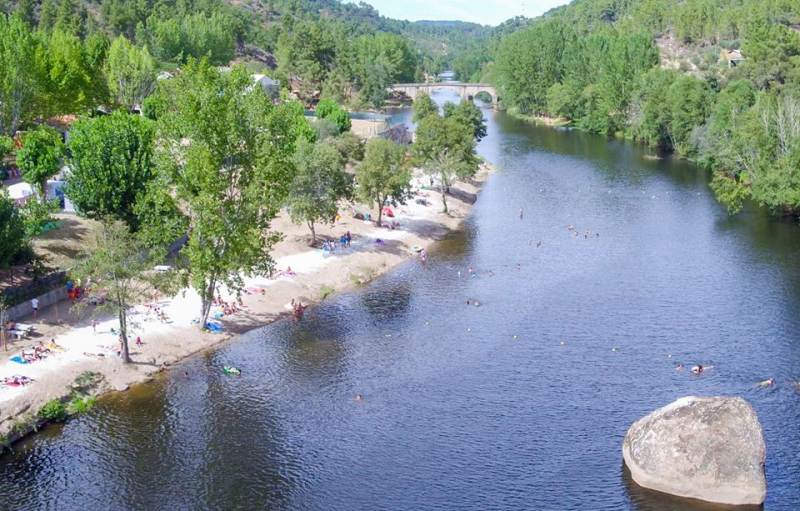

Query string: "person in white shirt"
[31, 298, 39, 319]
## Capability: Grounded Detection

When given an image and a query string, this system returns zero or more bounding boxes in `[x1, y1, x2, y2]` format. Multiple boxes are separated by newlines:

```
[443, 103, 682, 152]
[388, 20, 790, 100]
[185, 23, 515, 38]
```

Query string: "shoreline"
[0, 162, 498, 445]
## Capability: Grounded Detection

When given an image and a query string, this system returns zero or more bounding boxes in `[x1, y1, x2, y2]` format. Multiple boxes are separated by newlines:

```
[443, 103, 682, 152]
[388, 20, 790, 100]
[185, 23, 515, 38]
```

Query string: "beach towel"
[206, 323, 224, 333]
[10, 356, 27, 364]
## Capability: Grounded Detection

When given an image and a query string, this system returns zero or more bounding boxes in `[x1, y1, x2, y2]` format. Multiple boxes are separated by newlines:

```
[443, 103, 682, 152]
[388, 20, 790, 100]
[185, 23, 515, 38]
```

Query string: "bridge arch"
[390, 83, 498, 107]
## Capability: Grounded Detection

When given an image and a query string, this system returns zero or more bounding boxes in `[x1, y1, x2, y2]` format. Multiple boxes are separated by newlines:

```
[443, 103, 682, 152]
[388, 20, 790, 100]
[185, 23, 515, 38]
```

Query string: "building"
[726, 50, 745, 67]
[250, 75, 280, 99]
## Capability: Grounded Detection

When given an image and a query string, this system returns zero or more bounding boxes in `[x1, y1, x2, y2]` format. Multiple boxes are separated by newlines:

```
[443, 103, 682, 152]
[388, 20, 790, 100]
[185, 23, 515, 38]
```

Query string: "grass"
[349, 266, 377, 285]
[30, 213, 103, 272]
[318, 284, 335, 299]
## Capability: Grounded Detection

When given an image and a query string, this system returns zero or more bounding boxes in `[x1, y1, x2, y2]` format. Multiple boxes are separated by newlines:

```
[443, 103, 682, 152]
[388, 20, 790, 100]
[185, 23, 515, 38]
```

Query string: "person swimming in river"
[691, 364, 712, 374]
[675, 364, 684, 371]
[354, 395, 363, 402]
[758, 378, 774, 387]
[568, 224, 574, 231]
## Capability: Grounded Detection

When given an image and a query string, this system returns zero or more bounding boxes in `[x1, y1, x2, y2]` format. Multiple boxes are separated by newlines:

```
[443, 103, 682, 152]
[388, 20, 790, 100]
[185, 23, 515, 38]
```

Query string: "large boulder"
[623, 396, 766, 506]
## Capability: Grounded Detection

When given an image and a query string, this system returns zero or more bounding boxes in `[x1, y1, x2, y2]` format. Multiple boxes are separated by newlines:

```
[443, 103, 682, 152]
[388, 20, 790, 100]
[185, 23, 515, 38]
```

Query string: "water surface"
[1, 91, 799, 510]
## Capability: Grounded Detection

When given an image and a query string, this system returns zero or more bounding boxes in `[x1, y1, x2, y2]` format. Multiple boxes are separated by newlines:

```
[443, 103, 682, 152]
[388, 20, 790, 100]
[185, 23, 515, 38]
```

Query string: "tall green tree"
[413, 113, 480, 213]
[0, 191, 30, 269]
[288, 138, 351, 245]
[72, 220, 170, 364]
[17, 126, 65, 200]
[443, 100, 487, 141]
[412, 91, 438, 123]
[315, 99, 351, 134]
[0, 14, 37, 136]
[105, 35, 156, 110]
[157, 60, 306, 328]
[66, 110, 156, 230]
[355, 137, 411, 226]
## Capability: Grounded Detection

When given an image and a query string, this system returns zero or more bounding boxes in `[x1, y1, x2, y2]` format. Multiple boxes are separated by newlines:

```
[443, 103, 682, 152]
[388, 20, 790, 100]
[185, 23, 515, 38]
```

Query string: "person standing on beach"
[346, 231, 351, 247]
[31, 298, 39, 319]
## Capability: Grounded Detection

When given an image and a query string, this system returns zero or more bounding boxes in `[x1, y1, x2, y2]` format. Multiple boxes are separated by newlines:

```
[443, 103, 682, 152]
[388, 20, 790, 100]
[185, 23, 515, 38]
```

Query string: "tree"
[157, 60, 306, 329]
[413, 113, 480, 213]
[288, 139, 351, 245]
[0, 14, 37, 136]
[36, 29, 94, 118]
[17, 126, 65, 200]
[412, 91, 438, 123]
[443, 100, 487, 142]
[0, 191, 29, 269]
[355, 137, 411, 226]
[72, 220, 170, 364]
[66, 110, 156, 230]
[315, 99, 351, 134]
[105, 35, 156, 110]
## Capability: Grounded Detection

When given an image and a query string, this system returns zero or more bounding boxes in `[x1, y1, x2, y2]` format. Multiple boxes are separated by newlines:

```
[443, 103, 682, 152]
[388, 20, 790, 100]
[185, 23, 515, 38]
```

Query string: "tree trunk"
[118, 310, 131, 363]
[308, 221, 316, 246]
[376, 196, 383, 226]
[199, 279, 216, 330]
[440, 180, 448, 214]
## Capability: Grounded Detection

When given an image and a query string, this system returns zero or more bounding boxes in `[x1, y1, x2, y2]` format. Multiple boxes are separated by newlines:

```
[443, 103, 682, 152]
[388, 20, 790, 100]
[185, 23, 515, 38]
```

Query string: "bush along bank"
[0, 372, 103, 454]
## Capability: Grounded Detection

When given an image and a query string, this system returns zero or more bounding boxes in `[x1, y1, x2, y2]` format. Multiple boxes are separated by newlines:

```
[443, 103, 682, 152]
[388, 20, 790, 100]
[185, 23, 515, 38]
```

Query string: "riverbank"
[507, 107, 571, 127]
[0, 162, 497, 443]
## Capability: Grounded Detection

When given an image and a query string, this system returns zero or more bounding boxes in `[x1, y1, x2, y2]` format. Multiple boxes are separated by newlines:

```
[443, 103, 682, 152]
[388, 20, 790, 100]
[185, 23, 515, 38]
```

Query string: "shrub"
[39, 399, 68, 422]
[319, 284, 335, 299]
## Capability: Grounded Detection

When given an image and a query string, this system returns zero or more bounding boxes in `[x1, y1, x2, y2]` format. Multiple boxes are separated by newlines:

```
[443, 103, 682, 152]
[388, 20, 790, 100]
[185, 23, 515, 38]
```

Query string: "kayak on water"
[223, 365, 241, 375]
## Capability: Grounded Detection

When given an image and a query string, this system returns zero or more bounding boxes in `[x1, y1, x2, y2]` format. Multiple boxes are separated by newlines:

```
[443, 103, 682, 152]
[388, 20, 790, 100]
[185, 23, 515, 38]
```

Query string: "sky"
[345, 1, 571, 26]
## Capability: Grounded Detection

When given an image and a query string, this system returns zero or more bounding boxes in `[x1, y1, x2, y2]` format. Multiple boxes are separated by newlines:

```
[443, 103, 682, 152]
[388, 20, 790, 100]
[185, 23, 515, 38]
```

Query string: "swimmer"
[488, 270, 494, 276]
[675, 364, 683, 371]
[468, 267, 475, 274]
[536, 241, 542, 247]
[467, 300, 471, 305]
[691, 364, 704, 374]
[354, 395, 363, 402]
[474, 301, 481, 307]
[516, 263, 520, 271]
[568, 224, 574, 231]
[160, 363, 168, 372]
[758, 378, 774, 387]
[184, 372, 189, 378]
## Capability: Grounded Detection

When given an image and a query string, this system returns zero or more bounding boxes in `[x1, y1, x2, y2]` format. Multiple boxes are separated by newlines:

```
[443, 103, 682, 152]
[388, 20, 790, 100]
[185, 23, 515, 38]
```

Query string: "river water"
[1, 91, 799, 510]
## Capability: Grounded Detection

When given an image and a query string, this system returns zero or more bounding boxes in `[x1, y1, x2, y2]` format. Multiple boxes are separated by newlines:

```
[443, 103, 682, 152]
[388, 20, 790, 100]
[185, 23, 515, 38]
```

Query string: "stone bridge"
[390, 83, 498, 106]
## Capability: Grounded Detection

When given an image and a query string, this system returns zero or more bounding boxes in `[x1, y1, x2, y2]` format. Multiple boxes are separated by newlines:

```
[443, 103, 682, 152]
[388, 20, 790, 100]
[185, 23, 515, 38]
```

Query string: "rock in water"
[623, 396, 766, 505]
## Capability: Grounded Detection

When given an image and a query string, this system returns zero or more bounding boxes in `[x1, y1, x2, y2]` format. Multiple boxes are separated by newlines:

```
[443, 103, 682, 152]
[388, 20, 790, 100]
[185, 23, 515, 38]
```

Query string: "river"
[1, 90, 799, 509]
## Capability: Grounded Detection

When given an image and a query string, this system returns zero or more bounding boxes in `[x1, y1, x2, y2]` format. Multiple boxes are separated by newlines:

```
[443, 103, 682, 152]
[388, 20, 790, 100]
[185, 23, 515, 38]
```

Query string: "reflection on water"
[0, 91, 798, 509]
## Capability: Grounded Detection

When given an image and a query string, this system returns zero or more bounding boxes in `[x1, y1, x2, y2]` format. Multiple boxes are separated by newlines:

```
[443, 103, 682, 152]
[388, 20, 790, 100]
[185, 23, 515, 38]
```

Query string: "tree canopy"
[156, 59, 307, 327]
[288, 138, 351, 245]
[355, 137, 411, 226]
[66, 110, 156, 230]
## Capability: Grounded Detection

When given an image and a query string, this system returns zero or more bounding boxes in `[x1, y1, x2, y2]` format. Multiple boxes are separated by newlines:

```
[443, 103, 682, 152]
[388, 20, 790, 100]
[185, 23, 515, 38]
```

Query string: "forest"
[3, 0, 800, 217]
[482, 0, 800, 215]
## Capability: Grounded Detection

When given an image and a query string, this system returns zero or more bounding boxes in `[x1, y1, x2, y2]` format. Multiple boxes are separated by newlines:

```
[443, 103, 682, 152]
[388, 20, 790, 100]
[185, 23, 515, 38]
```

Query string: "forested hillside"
[484, 0, 800, 216]
[0, 0, 487, 112]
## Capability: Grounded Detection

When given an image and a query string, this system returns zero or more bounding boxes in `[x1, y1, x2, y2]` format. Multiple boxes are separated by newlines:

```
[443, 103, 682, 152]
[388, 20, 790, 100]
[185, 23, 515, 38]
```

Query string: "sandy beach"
[0, 163, 496, 437]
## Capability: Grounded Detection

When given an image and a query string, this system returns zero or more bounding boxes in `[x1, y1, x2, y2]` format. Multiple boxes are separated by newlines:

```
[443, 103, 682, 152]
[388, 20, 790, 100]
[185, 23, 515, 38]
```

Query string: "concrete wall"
[7, 286, 68, 320]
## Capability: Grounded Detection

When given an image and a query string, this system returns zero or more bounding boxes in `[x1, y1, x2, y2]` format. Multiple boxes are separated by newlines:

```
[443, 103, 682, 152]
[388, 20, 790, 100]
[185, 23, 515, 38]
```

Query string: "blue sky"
[345, 1, 571, 26]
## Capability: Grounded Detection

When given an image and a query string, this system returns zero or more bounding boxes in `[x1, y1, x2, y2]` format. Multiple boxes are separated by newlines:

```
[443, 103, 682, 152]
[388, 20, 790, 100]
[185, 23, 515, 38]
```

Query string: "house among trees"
[251, 75, 280, 99]
[725, 49, 745, 67]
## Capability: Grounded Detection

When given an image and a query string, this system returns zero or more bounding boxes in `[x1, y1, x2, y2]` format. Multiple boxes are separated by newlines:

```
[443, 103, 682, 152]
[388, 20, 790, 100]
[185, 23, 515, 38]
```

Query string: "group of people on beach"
[145, 303, 169, 323]
[323, 231, 352, 253]
[213, 295, 245, 317]
[19, 339, 61, 363]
